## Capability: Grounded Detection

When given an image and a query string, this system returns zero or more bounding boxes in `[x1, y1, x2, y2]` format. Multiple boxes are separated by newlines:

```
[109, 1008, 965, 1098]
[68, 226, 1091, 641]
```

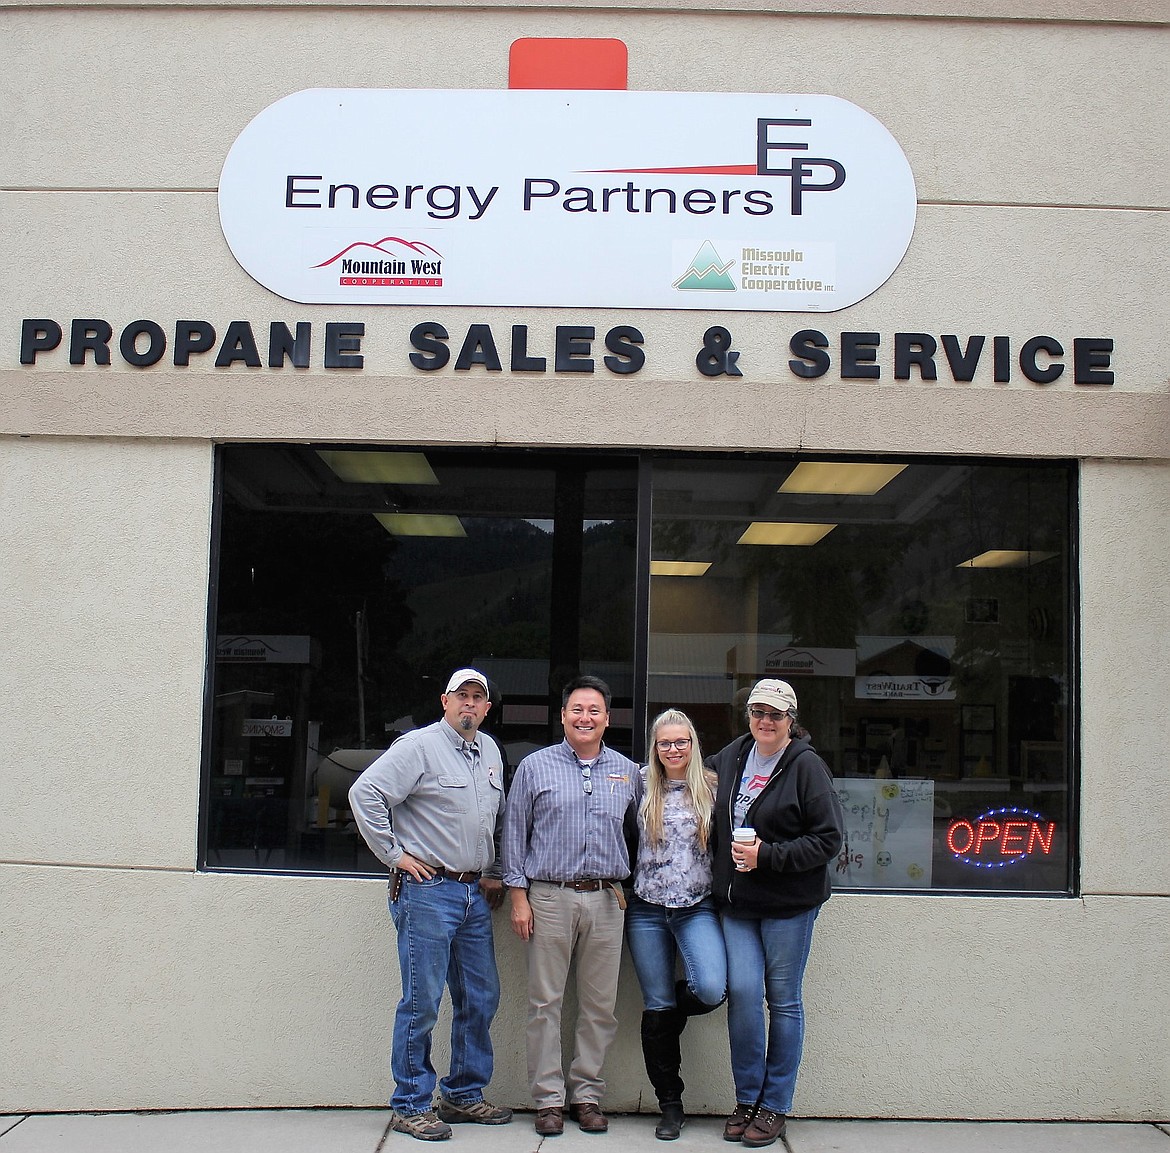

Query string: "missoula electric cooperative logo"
[675, 242, 735, 292]
[217, 89, 917, 309]
[313, 236, 443, 288]
[674, 241, 827, 297]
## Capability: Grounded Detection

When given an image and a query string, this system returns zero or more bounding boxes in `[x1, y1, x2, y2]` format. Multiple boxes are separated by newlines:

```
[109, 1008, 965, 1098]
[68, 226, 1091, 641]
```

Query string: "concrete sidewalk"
[1, 1111, 1168, 1153]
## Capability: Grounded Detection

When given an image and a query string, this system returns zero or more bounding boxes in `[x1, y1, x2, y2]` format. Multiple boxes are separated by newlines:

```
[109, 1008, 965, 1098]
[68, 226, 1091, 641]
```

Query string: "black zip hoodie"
[709, 732, 845, 916]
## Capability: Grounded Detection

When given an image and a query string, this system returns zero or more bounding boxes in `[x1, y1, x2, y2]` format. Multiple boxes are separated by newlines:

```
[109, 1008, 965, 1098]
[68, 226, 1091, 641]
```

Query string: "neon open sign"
[945, 807, 1056, 870]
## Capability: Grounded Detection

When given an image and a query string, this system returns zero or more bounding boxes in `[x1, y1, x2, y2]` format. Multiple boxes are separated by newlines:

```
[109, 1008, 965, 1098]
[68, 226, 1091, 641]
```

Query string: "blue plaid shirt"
[502, 739, 641, 889]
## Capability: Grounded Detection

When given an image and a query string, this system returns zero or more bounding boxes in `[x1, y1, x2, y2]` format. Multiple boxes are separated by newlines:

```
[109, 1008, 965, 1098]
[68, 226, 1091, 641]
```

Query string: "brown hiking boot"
[723, 1102, 757, 1142]
[742, 1107, 787, 1148]
[390, 1110, 452, 1142]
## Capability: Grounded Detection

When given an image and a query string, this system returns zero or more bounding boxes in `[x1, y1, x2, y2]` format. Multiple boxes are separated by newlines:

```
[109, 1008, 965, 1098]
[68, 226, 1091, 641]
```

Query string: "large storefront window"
[647, 457, 1074, 893]
[201, 446, 1075, 893]
[203, 446, 638, 872]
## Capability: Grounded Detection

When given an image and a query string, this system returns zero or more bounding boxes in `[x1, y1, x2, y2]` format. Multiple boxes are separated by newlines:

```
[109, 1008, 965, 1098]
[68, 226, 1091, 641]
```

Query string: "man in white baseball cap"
[350, 667, 510, 1140]
[445, 667, 489, 696]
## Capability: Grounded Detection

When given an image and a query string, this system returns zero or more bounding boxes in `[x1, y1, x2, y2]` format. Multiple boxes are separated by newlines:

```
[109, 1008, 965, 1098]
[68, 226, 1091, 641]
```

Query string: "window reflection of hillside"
[205, 447, 637, 873]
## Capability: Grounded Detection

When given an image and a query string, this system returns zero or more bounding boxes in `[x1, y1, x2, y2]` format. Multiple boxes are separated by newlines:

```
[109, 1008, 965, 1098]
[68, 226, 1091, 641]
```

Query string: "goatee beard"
[458, 715, 475, 731]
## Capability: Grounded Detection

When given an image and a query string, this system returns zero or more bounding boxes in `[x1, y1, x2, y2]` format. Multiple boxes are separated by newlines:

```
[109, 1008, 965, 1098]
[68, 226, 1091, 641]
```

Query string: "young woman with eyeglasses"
[707, 679, 844, 1149]
[626, 708, 727, 1141]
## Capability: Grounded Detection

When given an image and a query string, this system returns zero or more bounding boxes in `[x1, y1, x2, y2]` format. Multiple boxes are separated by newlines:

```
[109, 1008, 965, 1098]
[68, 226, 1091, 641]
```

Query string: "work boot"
[742, 1107, 787, 1147]
[723, 1102, 757, 1142]
[534, 1106, 563, 1136]
[569, 1102, 608, 1133]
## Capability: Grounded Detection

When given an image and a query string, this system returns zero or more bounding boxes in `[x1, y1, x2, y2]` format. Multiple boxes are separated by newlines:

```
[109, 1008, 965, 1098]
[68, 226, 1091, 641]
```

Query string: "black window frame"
[197, 444, 1079, 896]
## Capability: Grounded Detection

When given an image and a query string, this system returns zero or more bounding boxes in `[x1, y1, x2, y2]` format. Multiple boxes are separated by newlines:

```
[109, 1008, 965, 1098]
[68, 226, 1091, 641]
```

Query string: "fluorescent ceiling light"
[956, 550, 1058, 568]
[650, 561, 712, 577]
[738, 522, 836, 546]
[374, 513, 466, 537]
[779, 462, 907, 495]
[318, 450, 439, 485]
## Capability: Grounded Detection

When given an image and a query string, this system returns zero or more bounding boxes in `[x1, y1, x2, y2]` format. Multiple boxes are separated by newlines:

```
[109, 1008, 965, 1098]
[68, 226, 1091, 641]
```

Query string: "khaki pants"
[525, 881, 625, 1107]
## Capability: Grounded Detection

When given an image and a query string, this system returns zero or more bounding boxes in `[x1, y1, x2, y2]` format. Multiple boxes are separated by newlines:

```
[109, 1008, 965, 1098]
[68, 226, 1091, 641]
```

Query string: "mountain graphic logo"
[312, 236, 443, 268]
[311, 236, 444, 288]
[672, 241, 736, 292]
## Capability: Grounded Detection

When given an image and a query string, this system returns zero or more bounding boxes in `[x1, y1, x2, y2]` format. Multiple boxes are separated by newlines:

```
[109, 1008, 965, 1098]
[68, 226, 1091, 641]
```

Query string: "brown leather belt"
[541, 878, 618, 892]
[437, 868, 482, 883]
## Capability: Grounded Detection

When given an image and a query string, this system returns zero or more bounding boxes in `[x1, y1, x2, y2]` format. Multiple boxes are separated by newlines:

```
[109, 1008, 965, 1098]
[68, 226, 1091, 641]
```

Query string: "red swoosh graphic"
[581, 165, 757, 175]
[314, 237, 443, 268]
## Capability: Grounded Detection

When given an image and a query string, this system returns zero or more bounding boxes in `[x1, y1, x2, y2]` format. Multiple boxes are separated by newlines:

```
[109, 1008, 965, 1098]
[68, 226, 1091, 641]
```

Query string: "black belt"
[415, 867, 481, 883]
[540, 878, 618, 892]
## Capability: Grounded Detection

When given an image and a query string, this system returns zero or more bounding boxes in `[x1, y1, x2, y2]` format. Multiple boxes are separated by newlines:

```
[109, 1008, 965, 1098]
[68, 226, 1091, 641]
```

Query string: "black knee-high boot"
[641, 1009, 686, 1140]
[674, 977, 725, 1021]
[641, 1008, 685, 1102]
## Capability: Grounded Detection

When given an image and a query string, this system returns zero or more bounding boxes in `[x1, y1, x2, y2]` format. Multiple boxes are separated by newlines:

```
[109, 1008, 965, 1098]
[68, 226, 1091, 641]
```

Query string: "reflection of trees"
[946, 468, 1068, 698]
[389, 517, 636, 701]
[580, 521, 637, 659]
[652, 518, 735, 570]
[389, 520, 553, 689]
[217, 508, 409, 749]
[753, 527, 915, 647]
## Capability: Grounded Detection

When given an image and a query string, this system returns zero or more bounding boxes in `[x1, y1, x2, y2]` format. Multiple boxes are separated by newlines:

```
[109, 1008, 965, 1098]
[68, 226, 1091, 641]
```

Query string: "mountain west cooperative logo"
[313, 236, 443, 288]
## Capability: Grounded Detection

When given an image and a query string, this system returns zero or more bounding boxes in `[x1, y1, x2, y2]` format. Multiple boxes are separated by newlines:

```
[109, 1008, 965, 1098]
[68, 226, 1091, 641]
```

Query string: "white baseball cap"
[445, 668, 490, 695]
[747, 678, 798, 713]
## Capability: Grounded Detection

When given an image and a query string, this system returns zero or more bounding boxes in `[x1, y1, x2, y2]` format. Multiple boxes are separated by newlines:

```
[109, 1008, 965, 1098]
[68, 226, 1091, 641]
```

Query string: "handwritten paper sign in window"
[833, 778, 935, 889]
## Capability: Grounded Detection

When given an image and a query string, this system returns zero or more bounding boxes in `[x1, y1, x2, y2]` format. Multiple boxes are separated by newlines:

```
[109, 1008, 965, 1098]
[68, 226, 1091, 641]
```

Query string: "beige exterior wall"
[1, 2, 1167, 1119]
[1, 859, 1167, 1117]
[1080, 461, 1170, 897]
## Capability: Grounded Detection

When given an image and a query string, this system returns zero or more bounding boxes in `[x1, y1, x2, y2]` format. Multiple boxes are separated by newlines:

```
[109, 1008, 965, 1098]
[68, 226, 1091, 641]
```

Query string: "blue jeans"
[388, 876, 500, 1115]
[720, 907, 819, 1114]
[626, 894, 727, 1010]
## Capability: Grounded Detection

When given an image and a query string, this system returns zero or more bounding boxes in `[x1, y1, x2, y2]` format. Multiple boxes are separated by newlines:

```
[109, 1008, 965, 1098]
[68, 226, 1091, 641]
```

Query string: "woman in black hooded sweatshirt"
[707, 678, 844, 1149]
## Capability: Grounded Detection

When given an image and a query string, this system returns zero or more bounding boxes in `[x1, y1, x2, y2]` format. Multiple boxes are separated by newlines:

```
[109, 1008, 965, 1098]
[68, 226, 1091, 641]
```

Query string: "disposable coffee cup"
[733, 827, 755, 869]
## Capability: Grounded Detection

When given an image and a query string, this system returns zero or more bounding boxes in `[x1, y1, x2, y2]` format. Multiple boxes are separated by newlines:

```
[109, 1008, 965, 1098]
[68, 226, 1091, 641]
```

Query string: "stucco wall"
[2, 10, 1167, 450]
[0, 439, 212, 868]
[2, 807, 1167, 1117]
[2, 0, 1168, 1120]
[1, 396, 1167, 1120]
[1, 194, 1167, 454]
[1080, 461, 1170, 897]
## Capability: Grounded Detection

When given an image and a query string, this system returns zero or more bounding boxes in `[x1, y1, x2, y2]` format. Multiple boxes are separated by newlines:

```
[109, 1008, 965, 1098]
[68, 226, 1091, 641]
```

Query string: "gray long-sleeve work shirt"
[349, 719, 505, 876]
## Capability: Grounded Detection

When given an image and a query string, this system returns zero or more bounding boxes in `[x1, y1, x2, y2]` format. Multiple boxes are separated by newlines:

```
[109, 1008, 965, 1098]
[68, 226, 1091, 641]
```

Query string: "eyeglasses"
[655, 738, 693, 752]
[749, 707, 789, 723]
[580, 764, 592, 795]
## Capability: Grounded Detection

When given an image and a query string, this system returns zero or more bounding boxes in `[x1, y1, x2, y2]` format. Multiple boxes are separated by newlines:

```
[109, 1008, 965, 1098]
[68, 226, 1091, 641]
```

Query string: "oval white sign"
[218, 89, 917, 312]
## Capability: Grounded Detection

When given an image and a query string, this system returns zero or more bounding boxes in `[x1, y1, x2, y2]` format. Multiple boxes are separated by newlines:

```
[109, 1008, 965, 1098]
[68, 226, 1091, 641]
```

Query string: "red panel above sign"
[509, 38, 628, 90]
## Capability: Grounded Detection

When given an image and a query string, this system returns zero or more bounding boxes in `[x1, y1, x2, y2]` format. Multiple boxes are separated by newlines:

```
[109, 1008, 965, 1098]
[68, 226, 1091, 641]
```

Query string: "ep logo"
[756, 118, 846, 215]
